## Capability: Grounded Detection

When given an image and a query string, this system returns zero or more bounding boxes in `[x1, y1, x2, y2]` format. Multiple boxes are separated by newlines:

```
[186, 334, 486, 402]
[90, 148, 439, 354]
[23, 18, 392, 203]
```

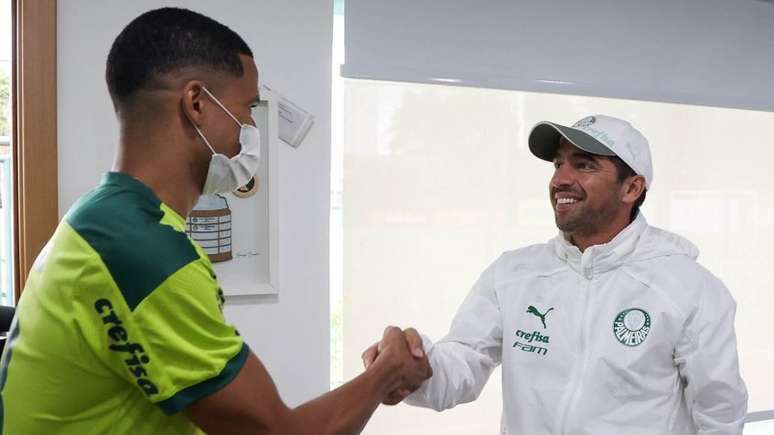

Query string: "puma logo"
[527, 305, 554, 329]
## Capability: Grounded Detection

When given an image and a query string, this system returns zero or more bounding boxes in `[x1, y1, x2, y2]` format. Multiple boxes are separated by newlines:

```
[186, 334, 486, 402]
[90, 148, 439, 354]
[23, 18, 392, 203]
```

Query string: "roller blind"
[343, 0, 774, 111]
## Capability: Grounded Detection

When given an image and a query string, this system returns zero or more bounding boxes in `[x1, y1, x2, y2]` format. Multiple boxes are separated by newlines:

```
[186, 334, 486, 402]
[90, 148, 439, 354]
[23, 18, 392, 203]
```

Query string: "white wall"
[58, 0, 332, 406]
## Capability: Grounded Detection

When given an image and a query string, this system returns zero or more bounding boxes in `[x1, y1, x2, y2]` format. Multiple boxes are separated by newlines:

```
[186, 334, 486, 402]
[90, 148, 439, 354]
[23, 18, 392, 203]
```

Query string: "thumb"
[361, 343, 379, 369]
[404, 328, 424, 358]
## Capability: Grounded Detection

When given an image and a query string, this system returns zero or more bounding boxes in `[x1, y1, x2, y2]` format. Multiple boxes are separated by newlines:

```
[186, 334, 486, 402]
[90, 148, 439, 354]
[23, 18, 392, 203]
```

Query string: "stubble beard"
[554, 193, 621, 238]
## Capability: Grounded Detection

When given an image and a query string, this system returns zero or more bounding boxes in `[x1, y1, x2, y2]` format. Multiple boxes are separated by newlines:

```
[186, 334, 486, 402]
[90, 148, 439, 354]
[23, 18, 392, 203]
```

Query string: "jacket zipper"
[559, 272, 594, 435]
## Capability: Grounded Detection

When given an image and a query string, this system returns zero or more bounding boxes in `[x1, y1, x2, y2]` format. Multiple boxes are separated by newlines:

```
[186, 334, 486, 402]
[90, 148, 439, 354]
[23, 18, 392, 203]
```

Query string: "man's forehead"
[558, 137, 580, 151]
[554, 139, 598, 159]
[240, 54, 258, 76]
[236, 54, 260, 98]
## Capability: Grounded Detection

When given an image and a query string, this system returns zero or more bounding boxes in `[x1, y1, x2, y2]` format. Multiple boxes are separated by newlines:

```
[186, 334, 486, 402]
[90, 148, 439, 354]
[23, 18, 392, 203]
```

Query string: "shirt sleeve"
[84, 258, 248, 415]
[405, 257, 503, 411]
[674, 273, 748, 434]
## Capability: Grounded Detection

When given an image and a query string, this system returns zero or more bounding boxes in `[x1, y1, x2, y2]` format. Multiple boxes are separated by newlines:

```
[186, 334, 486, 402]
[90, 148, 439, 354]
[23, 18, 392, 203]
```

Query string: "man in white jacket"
[363, 115, 748, 434]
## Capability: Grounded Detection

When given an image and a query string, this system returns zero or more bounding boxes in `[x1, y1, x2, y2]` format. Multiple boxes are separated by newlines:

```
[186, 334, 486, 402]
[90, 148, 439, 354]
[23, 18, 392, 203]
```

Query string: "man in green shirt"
[0, 7, 431, 435]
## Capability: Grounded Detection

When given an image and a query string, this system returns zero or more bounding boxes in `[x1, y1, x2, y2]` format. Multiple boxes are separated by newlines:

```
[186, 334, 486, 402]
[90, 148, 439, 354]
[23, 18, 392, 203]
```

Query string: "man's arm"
[674, 274, 748, 434]
[185, 326, 432, 435]
[363, 259, 503, 411]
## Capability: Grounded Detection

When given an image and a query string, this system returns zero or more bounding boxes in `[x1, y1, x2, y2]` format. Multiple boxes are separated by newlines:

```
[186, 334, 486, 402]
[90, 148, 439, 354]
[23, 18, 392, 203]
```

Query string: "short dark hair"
[606, 156, 647, 222]
[106, 7, 253, 109]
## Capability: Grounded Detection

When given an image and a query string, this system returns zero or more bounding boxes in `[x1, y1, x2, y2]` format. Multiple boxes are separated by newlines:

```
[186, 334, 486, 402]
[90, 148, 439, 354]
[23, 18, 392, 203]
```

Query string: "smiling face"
[549, 138, 629, 239]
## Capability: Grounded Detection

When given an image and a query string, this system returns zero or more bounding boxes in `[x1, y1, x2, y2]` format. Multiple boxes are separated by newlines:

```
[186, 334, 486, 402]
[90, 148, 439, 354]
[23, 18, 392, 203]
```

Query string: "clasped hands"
[361, 327, 433, 405]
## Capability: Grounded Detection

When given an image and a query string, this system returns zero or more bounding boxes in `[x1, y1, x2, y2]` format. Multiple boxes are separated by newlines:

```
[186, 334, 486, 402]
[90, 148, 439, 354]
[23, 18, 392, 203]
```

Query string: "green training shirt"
[0, 172, 248, 434]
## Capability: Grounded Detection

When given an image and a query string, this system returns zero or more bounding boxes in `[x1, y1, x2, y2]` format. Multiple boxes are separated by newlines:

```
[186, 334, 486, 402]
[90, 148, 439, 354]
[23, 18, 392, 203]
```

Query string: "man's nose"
[550, 164, 574, 189]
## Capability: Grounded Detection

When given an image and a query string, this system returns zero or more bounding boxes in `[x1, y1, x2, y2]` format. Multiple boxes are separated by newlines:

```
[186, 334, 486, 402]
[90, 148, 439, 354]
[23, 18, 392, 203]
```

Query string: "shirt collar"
[552, 213, 648, 278]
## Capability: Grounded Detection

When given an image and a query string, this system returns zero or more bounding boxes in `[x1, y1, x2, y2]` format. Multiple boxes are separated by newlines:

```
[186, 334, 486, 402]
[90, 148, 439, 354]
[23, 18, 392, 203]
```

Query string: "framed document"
[187, 89, 280, 296]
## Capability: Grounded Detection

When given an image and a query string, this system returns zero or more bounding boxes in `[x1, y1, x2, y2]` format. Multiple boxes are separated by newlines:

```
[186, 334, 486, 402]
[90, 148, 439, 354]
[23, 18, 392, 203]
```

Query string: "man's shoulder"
[493, 242, 561, 276]
[626, 242, 734, 310]
[65, 183, 201, 310]
[501, 242, 555, 261]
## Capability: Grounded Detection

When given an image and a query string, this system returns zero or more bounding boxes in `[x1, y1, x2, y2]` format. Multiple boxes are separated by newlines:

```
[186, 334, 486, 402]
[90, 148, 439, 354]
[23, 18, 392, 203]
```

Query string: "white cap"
[528, 115, 653, 189]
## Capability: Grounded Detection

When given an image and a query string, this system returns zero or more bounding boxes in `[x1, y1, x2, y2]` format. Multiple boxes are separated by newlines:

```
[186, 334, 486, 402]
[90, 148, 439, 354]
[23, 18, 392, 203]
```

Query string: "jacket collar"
[552, 213, 648, 278]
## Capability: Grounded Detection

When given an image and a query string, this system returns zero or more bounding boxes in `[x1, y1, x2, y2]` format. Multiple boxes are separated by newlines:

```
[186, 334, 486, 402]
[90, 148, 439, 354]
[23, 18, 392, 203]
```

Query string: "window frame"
[11, 0, 58, 301]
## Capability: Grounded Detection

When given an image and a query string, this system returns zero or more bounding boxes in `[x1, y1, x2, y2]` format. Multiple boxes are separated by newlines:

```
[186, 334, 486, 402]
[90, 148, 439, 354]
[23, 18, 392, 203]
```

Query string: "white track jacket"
[406, 214, 748, 434]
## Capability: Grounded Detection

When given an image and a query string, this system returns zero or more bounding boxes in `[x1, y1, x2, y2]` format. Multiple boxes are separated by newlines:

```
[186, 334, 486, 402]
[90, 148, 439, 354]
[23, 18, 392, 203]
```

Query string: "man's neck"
[114, 160, 201, 219]
[114, 136, 203, 218]
[567, 216, 633, 252]
[112, 106, 210, 218]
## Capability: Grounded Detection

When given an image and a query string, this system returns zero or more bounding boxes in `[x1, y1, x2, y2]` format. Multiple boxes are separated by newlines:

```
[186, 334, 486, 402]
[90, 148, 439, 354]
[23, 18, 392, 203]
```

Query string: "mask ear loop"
[202, 86, 243, 128]
[183, 96, 218, 155]
[191, 122, 217, 155]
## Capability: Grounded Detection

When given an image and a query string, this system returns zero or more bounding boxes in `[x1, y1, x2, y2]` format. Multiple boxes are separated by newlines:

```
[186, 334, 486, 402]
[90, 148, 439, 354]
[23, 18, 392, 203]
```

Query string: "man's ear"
[181, 80, 207, 126]
[622, 175, 646, 205]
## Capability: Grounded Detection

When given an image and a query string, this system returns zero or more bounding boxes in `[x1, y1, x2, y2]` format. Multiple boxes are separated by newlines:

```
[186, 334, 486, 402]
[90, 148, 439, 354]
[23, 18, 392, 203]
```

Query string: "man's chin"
[555, 217, 580, 233]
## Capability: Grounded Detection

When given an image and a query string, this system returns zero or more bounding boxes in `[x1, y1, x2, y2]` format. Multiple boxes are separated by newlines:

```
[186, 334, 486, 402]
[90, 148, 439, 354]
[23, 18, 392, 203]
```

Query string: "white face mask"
[189, 86, 261, 195]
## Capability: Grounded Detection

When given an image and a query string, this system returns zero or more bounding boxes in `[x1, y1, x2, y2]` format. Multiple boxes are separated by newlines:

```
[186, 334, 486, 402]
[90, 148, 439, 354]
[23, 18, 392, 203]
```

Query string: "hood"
[633, 222, 699, 262]
[552, 213, 699, 277]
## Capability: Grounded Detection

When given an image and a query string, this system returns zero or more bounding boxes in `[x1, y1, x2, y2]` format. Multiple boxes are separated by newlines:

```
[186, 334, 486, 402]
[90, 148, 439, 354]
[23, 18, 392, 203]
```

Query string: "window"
[330, 0, 345, 388]
[333, 78, 774, 434]
[1, 0, 13, 304]
[8, 0, 58, 301]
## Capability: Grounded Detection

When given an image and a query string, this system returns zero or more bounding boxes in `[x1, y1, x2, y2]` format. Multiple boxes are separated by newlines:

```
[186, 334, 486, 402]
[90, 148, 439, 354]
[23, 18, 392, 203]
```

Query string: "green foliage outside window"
[0, 69, 9, 137]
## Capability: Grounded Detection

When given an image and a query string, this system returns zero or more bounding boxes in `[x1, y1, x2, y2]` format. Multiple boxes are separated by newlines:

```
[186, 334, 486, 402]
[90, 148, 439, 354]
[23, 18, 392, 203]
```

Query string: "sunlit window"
[0, 0, 15, 306]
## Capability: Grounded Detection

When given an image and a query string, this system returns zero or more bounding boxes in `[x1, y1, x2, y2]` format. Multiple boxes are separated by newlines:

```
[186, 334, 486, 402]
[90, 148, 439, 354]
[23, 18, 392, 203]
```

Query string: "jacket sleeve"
[674, 273, 748, 434]
[405, 258, 502, 411]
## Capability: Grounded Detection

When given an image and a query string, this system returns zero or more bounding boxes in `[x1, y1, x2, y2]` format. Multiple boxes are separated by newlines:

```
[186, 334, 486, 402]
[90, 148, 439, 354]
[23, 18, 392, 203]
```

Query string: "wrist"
[366, 357, 401, 401]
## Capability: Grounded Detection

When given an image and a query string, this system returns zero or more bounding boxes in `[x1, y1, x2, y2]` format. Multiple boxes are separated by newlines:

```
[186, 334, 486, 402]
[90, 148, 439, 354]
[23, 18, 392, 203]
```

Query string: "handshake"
[361, 326, 433, 406]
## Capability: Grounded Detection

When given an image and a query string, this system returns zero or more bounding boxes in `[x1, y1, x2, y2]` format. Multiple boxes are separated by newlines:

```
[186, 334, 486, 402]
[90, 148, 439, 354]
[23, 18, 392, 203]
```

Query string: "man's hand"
[361, 327, 431, 405]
